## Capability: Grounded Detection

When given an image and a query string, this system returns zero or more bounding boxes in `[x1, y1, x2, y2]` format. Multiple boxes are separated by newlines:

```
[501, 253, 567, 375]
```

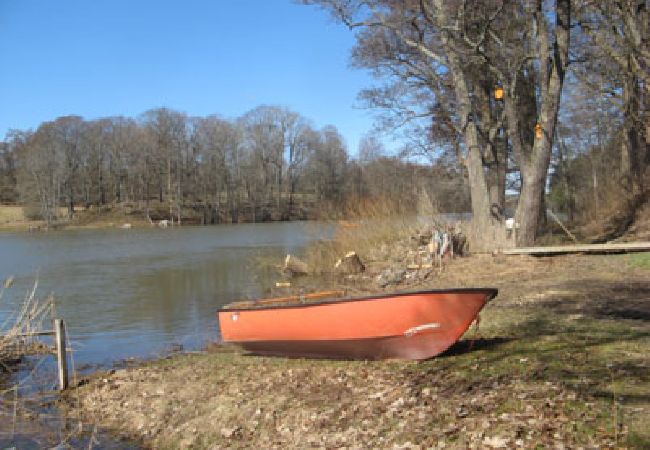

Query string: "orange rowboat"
[218, 288, 497, 360]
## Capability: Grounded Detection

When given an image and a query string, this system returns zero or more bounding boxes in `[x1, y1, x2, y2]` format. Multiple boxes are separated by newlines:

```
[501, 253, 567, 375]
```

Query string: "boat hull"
[218, 288, 497, 360]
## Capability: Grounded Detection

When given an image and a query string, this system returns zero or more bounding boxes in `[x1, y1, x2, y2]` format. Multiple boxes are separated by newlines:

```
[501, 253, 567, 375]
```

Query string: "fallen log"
[502, 242, 650, 256]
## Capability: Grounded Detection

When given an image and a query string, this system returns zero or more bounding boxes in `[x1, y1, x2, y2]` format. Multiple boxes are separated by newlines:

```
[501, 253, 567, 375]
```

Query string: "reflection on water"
[0, 222, 329, 365]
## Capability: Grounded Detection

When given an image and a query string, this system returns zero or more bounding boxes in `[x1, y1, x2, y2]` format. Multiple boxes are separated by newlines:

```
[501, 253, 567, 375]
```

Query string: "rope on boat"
[468, 315, 481, 351]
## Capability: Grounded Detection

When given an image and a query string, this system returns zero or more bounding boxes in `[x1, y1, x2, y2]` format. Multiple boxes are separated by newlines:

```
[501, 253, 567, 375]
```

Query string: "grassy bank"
[0, 205, 33, 231]
[0, 204, 142, 232]
[0, 202, 314, 232]
[65, 248, 650, 449]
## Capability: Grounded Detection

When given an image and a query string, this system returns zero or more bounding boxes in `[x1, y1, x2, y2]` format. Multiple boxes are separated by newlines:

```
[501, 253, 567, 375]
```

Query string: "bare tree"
[307, 125, 348, 205]
[141, 108, 188, 224]
[15, 124, 61, 227]
[0, 131, 23, 203]
[307, 0, 572, 248]
[5, 104, 474, 225]
[49, 116, 84, 218]
[574, 0, 649, 194]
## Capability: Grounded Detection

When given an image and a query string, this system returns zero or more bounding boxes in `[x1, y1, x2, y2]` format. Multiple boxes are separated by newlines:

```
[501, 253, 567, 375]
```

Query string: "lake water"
[0, 222, 330, 367]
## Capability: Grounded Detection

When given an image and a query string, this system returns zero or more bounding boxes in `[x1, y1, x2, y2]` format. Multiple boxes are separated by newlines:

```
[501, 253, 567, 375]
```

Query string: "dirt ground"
[64, 252, 650, 449]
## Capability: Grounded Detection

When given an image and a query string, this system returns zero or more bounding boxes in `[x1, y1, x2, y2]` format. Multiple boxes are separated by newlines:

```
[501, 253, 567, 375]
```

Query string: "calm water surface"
[0, 222, 329, 366]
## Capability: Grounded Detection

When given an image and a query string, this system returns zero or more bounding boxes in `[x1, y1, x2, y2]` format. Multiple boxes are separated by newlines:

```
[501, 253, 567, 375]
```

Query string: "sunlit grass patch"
[625, 252, 650, 270]
[0, 205, 26, 224]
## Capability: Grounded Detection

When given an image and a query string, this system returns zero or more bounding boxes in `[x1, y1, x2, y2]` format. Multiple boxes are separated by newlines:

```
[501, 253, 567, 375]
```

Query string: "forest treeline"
[0, 106, 469, 226]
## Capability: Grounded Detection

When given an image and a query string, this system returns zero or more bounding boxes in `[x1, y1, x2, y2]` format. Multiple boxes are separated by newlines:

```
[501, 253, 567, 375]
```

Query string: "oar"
[226, 290, 345, 309]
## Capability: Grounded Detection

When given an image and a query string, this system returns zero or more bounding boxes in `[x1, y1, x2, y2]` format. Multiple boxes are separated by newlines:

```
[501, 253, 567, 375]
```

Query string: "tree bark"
[436, 1, 506, 251]
[622, 69, 644, 194]
[515, 0, 570, 245]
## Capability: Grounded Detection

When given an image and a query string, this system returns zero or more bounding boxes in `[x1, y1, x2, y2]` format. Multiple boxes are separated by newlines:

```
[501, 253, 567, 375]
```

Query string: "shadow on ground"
[440, 337, 514, 357]
[537, 280, 650, 322]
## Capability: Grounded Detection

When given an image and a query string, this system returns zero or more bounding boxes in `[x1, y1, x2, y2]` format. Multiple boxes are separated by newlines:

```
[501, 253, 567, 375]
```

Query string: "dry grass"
[304, 196, 433, 273]
[305, 217, 418, 273]
[623, 198, 650, 242]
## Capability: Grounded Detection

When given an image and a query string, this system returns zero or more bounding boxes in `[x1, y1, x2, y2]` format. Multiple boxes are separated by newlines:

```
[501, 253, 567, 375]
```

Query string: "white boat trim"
[404, 322, 441, 337]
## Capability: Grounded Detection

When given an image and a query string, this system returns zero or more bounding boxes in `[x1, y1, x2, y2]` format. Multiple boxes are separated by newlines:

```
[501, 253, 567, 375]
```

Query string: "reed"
[0, 277, 54, 371]
[0, 276, 59, 444]
[305, 197, 426, 273]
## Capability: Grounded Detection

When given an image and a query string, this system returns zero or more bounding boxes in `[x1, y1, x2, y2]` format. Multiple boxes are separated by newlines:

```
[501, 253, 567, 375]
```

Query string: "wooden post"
[54, 319, 68, 390]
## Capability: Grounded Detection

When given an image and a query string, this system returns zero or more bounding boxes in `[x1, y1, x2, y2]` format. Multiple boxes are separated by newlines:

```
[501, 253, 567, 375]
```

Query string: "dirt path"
[63, 253, 650, 449]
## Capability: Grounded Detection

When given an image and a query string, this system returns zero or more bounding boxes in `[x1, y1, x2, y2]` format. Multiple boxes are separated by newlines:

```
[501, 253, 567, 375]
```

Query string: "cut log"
[413, 230, 433, 246]
[334, 251, 365, 274]
[283, 254, 309, 276]
[452, 232, 467, 256]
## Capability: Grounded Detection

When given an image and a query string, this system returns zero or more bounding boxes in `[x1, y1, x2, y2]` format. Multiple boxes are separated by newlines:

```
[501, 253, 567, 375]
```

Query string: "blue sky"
[0, 0, 381, 155]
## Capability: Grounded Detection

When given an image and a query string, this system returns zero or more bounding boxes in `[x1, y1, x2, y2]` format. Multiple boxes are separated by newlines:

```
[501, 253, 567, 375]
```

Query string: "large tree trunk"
[487, 140, 507, 211]
[436, 5, 506, 252]
[477, 81, 507, 211]
[514, 0, 570, 245]
[622, 71, 644, 194]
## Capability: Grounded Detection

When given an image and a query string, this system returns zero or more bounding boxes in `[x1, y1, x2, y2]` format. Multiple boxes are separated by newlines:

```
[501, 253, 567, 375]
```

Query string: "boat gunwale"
[218, 287, 498, 312]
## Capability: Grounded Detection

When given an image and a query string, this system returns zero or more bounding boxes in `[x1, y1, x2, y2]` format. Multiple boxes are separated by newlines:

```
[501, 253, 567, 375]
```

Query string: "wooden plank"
[14, 330, 54, 337]
[502, 242, 650, 256]
[54, 319, 68, 391]
[226, 290, 346, 309]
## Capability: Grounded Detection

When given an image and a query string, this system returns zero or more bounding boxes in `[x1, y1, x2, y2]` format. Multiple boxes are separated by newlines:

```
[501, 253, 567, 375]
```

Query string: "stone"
[283, 254, 309, 276]
[376, 268, 406, 287]
[334, 251, 365, 274]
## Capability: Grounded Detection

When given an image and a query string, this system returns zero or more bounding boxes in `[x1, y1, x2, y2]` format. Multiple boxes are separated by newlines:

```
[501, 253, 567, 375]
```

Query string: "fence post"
[54, 319, 68, 390]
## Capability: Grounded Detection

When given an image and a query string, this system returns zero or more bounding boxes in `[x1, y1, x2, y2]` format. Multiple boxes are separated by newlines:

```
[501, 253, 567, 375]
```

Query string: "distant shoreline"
[0, 203, 315, 233]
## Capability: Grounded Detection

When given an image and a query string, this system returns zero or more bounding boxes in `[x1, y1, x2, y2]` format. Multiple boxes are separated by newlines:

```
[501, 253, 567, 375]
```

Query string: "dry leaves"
[68, 354, 624, 449]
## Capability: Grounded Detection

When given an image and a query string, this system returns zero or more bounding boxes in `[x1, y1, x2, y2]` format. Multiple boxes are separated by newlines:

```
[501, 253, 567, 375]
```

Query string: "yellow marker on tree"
[535, 123, 542, 139]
